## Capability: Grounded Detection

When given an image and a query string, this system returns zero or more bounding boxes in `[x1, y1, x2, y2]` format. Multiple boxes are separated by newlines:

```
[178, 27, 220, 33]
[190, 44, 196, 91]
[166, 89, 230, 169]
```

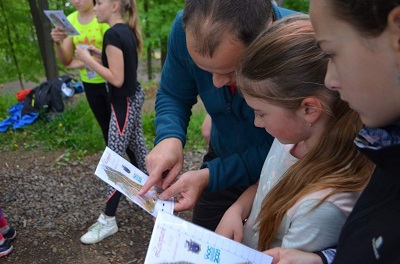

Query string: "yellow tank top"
[67, 11, 109, 83]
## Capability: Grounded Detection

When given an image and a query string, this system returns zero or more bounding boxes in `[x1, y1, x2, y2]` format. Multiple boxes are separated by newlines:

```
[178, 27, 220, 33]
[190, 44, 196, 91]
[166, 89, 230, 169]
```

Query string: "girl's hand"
[74, 46, 91, 64]
[264, 248, 323, 264]
[50, 27, 67, 44]
[215, 205, 245, 242]
[88, 45, 102, 59]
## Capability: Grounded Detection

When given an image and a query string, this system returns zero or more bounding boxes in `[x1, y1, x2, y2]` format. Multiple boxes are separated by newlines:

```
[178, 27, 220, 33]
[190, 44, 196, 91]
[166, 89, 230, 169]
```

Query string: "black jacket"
[333, 124, 400, 264]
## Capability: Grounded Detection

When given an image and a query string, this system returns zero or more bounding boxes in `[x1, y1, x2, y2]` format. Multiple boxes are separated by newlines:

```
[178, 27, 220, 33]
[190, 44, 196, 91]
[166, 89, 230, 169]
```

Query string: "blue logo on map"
[204, 245, 221, 263]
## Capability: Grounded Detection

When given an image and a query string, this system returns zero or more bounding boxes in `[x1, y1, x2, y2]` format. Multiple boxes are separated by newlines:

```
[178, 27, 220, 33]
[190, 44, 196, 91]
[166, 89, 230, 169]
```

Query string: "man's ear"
[299, 97, 322, 125]
[388, 6, 400, 65]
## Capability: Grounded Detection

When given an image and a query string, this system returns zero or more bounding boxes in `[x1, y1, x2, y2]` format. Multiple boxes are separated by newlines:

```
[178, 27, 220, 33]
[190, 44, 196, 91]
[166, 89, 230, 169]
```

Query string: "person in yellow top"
[50, 0, 110, 145]
[50, 0, 141, 244]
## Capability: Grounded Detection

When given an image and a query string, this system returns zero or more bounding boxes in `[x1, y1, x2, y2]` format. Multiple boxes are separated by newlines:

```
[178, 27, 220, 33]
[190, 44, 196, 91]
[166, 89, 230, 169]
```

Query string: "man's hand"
[139, 138, 184, 196]
[159, 168, 210, 211]
[265, 248, 323, 264]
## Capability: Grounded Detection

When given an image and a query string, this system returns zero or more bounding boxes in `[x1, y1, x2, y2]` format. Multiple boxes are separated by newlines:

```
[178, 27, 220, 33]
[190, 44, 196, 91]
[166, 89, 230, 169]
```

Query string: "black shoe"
[0, 240, 13, 257]
[3, 227, 16, 242]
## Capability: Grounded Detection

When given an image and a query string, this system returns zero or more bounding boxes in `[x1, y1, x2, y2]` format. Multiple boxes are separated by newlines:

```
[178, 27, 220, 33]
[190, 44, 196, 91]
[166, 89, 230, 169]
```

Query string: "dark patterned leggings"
[104, 88, 148, 217]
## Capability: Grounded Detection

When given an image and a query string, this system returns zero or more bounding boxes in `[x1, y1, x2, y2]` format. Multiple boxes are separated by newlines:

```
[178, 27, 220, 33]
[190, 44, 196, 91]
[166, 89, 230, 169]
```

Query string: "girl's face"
[244, 95, 310, 145]
[94, 0, 113, 23]
[70, 0, 93, 12]
[310, 0, 400, 127]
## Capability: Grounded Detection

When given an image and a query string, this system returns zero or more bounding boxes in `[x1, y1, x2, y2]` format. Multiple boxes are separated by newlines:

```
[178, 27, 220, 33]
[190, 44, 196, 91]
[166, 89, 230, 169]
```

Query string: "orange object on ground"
[16, 89, 33, 102]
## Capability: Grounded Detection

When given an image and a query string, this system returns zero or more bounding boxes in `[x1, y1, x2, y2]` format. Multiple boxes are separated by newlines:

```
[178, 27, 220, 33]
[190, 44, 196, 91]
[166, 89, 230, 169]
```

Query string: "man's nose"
[212, 74, 231, 88]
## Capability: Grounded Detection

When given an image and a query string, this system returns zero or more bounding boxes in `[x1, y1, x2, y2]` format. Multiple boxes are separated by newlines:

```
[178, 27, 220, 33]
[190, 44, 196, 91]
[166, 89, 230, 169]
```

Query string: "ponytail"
[118, 0, 143, 54]
[127, 0, 143, 54]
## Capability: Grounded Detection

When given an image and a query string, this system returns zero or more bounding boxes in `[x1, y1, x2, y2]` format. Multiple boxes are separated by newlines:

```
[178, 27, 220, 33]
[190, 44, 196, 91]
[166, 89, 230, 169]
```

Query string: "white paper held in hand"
[94, 147, 174, 217]
[145, 211, 273, 264]
[78, 45, 97, 79]
[44, 10, 80, 36]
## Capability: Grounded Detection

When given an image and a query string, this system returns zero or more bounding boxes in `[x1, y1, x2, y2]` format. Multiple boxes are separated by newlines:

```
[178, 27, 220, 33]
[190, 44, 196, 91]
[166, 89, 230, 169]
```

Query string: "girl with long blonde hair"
[215, 15, 374, 252]
[266, 0, 400, 262]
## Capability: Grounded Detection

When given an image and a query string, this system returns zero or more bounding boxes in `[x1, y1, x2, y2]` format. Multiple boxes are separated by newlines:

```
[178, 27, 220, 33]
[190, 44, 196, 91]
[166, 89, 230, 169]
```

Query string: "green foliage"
[282, 0, 309, 14]
[0, 0, 183, 85]
[138, 0, 185, 57]
[0, 1, 44, 84]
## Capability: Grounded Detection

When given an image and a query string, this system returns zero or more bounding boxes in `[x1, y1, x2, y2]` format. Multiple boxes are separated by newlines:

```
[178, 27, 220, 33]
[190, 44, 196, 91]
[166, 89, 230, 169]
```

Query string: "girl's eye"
[324, 53, 334, 60]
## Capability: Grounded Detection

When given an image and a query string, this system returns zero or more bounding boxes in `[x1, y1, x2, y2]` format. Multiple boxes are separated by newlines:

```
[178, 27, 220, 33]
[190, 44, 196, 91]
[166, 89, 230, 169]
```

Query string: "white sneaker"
[80, 214, 118, 244]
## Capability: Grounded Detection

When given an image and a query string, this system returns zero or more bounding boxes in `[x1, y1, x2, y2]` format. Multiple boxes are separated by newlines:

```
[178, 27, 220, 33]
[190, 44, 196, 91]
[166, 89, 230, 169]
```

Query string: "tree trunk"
[28, 0, 58, 80]
[160, 36, 167, 69]
[146, 45, 153, 81]
[144, 0, 153, 81]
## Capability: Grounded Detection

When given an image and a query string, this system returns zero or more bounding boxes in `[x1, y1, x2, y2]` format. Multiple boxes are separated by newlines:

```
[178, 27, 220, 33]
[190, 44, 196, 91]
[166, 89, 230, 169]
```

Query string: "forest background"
[0, 0, 309, 157]
[0, 0, 309, 88]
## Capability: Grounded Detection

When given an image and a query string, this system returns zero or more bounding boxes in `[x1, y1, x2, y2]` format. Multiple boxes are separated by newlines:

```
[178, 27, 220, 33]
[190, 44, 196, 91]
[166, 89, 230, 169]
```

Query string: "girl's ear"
[299, 97, 322, 125]
[112, 1, 120, 12]
[388, 6, 400, 65]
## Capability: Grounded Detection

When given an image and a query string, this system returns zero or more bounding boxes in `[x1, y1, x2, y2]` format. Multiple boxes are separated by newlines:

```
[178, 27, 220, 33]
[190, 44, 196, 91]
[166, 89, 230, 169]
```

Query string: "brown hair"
[236, 15, 374, 251]
[182, 0, 273, 57]
[328, 0, 400, 37]
[114, 0, 143, 54]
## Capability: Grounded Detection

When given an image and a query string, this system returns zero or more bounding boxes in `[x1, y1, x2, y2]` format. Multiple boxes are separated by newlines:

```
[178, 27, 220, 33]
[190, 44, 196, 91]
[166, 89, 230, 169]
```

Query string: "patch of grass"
[0, 93, 18, 119]
[141, 80, 159, 100]
[0, 92, 207, 157]
[142, 110, 156, 148]
[186, 110, 207, 151]
[0, 94, 105, 154]
[142, 109, 207, 151]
